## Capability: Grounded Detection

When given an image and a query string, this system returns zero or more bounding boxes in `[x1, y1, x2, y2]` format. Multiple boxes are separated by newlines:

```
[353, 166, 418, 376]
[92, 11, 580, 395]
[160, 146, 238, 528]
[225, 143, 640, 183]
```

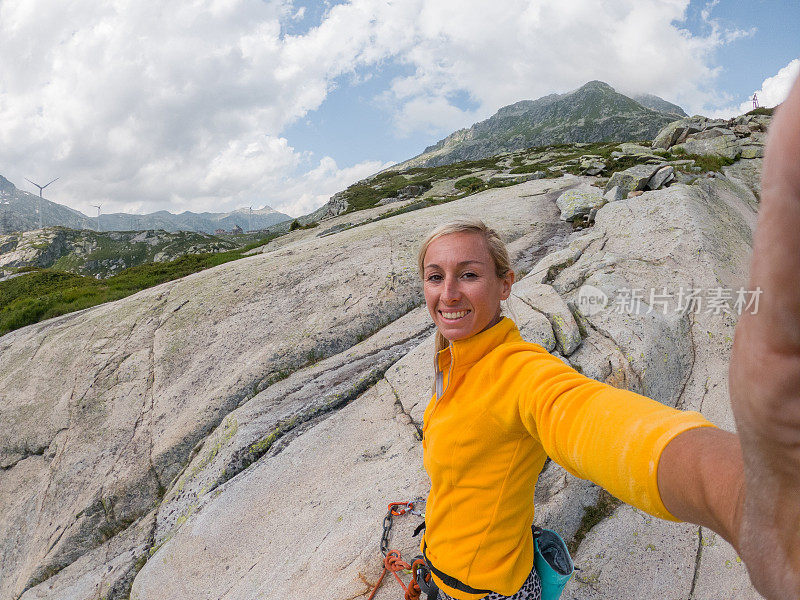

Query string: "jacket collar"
[436, 317, 522, 374]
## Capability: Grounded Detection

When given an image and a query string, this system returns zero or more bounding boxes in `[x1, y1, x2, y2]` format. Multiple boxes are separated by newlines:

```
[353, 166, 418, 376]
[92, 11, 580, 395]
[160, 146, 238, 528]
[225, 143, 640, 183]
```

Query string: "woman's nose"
[442, 276, 460, 302]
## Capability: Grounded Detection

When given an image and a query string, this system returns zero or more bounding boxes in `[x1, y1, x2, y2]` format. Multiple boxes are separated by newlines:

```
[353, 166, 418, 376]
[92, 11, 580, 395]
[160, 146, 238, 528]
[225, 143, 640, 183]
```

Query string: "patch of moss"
[175, 416, 239, 493]
[244, 415, 300, 467]
[339, 155, 504, 212]
[682, 153, 736, 173]
[568, 490, 622, 554]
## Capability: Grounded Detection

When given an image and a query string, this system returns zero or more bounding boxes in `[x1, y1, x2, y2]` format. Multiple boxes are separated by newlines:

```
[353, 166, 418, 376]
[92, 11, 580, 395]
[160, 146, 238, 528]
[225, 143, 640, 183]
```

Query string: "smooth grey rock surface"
[19, 512, 155, 600]
[1, 170, 764, 600]
[512, 280, 582, 355]
[565, 505, 698, 599]
[674, 134, 742, 160]
[555, 184, 606, 222]
[602, 185, 624, 203]
[0, 178, 573, 600]
[646, 165, 674, 190]
[131, 380, 428, 600]
[604, 163, 664, 197]
[153, 307, 435, 547]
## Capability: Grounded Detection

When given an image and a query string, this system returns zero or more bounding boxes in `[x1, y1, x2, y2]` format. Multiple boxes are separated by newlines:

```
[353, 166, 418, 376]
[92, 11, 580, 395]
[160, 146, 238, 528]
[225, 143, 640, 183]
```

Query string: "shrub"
[454, 176, 485, 193]
[289, 220, 318, 231]
[745, 106, 774, 116]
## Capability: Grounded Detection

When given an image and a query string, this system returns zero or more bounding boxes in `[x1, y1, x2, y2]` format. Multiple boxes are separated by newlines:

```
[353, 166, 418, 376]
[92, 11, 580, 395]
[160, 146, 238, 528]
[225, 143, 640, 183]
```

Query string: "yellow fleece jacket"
[421, 317, 715, 599]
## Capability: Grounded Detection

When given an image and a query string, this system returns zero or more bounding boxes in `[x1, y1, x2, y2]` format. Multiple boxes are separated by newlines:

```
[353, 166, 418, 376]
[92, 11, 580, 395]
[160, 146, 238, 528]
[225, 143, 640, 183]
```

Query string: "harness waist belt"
[422, 541, 496, 596]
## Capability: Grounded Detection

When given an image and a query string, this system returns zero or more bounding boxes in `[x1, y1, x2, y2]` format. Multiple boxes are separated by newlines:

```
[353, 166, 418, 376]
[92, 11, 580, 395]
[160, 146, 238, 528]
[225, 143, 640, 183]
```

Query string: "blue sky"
[0, 0, 797, 218]
[683, 1, 799, 105]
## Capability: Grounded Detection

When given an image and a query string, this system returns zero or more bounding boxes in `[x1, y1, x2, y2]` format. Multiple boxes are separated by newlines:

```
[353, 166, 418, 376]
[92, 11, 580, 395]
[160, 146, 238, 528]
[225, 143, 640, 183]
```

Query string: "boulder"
[723, 158, 763, 200]
[618, 143, 653, 155]
[651, 119, 688, 149]
[603, 164, 664, 198]
[327, 191, 350, 216]
[691, 127, 734, 140]
[602, 185, 624, 203]
[556, 184, 606, 222]
[646, 166, 675, 190]
[673, 135, 742, 160]
[579, 156, 605, 176]
[740, 145, 764, 159]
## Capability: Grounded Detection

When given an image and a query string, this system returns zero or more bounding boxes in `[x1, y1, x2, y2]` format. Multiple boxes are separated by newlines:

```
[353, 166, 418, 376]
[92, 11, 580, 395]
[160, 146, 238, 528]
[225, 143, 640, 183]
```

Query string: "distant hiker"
[753, 92, 759, 109]
[414, 72, 800, 600]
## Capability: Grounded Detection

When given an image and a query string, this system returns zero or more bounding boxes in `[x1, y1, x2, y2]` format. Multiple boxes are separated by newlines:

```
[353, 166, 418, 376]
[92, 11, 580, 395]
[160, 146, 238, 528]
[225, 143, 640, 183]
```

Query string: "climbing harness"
[418, 525, 575, 600]
[368, 501, 573, 600]
[368, 500, 435, 600]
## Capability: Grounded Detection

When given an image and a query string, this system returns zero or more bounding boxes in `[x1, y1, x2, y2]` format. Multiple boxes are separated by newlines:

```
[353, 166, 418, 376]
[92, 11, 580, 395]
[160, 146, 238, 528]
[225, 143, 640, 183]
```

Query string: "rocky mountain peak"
[393, 81, 687, 170]
[578, 79, 615, 92]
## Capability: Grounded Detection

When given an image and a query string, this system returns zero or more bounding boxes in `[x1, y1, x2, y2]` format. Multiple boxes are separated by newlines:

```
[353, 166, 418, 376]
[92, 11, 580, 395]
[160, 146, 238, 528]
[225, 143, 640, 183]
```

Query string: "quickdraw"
[381, 501, 421, 556]
[368, 500, 432, 600]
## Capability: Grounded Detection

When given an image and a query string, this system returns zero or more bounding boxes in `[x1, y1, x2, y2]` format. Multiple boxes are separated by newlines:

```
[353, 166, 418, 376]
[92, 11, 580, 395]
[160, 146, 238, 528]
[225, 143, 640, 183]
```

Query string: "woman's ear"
[500, 270, 515, 300]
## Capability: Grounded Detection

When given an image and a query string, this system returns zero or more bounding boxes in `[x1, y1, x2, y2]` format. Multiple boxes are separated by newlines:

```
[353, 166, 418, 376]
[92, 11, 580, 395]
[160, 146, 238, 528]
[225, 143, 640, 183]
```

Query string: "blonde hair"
[417, 219, 513, 355]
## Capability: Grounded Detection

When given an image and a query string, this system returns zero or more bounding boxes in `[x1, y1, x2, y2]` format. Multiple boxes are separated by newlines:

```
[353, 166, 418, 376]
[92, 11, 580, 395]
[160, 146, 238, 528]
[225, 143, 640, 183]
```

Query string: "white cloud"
[269, 156, 394, 216]
[305, 0, 750, 134]
[705, 58, 800, 119]
[0, 0, 762, 219]
[739, 58, 800, 113]
[0, 0, 386, 217]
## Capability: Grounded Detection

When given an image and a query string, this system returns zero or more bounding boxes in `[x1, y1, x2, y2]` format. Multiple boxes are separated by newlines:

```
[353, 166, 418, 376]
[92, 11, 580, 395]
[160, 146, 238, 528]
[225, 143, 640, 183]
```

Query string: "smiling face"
[422, 231, 515, 342]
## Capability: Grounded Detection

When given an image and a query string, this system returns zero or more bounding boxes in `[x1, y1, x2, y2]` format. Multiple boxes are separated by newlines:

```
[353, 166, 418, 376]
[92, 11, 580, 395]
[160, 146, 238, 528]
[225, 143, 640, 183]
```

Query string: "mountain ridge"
[396, 80, 686, 170]
[0, 176, 291, 235]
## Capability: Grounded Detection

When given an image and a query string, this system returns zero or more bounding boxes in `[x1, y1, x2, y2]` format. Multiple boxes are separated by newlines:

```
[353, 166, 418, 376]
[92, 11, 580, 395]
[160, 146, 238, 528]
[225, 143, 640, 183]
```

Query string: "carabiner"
[388, 501, 414, 516]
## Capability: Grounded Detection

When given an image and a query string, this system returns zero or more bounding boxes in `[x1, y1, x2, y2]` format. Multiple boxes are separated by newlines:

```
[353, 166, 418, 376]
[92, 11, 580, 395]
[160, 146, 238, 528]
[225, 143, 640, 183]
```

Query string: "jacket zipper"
[427, 342, 454, 428]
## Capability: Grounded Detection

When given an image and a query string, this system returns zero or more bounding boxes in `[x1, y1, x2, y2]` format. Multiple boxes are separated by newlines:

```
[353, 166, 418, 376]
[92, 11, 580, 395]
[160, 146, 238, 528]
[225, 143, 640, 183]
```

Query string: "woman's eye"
[462, 272, 477, 279]
[426, 274, 443, 282]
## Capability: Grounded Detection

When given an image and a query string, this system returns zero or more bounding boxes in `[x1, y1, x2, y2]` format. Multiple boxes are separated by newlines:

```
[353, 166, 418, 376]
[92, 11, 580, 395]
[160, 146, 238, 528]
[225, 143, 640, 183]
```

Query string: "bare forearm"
[657, 427, 745, 550]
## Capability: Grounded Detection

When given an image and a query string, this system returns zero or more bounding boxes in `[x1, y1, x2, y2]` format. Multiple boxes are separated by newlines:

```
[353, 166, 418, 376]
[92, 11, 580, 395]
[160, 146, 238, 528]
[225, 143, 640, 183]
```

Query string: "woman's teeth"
[441, 310, 469, 319]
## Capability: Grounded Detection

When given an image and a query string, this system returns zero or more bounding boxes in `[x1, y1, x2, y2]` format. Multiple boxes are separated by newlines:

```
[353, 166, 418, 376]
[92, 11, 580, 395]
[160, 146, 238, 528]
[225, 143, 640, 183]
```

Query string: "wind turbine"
[91, 204, 102, 231]
[24, 177, 58, 229]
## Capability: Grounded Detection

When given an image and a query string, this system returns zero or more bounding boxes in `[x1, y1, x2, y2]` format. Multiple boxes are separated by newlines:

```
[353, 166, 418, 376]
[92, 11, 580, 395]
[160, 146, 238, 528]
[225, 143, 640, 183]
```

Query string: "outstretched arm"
[658, 74, 800, 599]
[730, 72, 800, 598]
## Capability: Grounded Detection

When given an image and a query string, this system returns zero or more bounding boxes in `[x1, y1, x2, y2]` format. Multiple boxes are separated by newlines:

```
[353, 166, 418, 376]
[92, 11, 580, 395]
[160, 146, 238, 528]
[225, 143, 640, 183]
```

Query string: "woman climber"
[415, 74, 800, 600]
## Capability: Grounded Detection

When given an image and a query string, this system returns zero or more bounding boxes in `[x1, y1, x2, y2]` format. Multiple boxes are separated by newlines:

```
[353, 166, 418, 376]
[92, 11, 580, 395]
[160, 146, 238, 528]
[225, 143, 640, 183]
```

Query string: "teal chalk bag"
[532, 526, 574, 600]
